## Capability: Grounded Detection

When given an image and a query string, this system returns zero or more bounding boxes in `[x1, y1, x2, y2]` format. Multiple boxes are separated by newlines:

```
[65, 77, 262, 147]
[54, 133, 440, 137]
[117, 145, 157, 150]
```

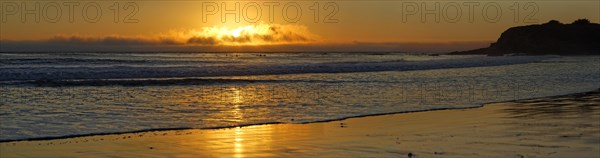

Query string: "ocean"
[0, 52, 598, 141]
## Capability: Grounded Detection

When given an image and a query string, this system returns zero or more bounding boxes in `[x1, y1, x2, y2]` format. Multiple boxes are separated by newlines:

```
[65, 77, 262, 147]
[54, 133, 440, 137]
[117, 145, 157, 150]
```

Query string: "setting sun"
[231, 30, 241, 38]
[229, 25, 266, 38]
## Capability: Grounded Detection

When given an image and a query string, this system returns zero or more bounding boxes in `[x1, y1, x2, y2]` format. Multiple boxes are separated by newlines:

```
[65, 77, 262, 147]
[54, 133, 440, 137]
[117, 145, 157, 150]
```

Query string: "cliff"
[450, 19, 600, 55]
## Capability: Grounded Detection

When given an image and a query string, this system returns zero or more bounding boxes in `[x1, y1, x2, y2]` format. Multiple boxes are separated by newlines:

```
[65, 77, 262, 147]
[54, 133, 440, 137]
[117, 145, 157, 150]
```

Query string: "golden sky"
[1, 0, 599, 52]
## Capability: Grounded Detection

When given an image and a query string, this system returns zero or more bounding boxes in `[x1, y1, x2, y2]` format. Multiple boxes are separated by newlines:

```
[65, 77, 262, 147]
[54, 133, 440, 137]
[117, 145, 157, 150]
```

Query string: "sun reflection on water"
[230, 87, 244, 123]
[230, 87, 243, 105]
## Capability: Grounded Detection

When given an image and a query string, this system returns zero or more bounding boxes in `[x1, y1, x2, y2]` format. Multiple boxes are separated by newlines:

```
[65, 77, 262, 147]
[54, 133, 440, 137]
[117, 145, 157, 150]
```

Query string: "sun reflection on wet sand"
[234, 128, 244, 158]
[174, 86, 287, 158]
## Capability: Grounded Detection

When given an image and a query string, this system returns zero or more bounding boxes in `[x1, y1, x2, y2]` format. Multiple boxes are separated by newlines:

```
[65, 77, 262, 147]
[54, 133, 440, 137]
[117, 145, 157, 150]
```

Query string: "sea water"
[0, 52, 598, 141]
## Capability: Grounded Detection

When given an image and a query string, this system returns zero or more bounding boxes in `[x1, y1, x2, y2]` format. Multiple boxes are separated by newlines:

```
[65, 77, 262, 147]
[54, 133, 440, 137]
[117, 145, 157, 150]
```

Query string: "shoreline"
[1, 89, 598, 143]
[1, 90, 598, 157]
[2, 89, 597, 157]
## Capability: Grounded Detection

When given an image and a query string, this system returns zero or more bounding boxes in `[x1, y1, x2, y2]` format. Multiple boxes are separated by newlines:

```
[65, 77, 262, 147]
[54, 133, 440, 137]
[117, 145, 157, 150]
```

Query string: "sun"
[229, 25, 266, 38]
[231, 30, 241, 38]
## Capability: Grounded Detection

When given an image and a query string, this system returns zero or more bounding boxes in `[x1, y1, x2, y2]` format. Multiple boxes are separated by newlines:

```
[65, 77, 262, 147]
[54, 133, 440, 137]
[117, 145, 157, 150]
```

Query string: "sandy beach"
[2, 1, 599, 157]
[1, 91, 598, 158]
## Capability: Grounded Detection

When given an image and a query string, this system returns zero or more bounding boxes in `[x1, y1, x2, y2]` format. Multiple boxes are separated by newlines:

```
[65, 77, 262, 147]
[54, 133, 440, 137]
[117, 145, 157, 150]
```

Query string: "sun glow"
[186, 23, 315, 46]
[199, 24, 271, 39]
[230, 25, 267, 38]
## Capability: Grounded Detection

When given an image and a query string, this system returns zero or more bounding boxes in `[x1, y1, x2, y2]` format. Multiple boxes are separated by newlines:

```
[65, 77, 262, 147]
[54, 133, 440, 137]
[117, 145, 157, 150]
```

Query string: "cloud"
[0, 23, 488, 53]
[47, 35, 178, 45]
[0, 40, 490, 53]
[3, 23, 316, 48]
[187, 36, 219, 45]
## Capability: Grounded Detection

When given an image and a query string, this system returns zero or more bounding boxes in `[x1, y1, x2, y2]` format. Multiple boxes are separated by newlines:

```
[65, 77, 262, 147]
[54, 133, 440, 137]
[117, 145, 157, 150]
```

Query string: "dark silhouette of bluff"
[450, 19, 600, 55]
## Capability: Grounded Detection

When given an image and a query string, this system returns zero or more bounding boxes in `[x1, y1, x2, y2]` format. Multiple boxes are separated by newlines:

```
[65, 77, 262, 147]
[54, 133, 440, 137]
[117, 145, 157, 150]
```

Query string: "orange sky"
[1, 0, 599, 52]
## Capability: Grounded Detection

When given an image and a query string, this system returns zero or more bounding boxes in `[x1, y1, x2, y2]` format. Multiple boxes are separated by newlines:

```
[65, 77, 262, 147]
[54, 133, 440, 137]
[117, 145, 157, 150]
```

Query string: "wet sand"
[1, 91, 599, 158]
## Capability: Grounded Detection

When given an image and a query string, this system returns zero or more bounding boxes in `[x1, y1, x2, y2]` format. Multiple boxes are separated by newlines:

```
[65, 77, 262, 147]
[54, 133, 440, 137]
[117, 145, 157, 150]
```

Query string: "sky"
[1, 0, 599, 52]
